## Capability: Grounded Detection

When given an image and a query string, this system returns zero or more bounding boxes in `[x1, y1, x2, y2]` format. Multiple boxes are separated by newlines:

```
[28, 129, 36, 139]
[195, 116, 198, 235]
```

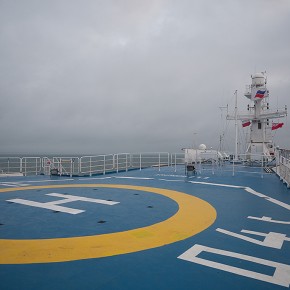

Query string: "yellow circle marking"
[0, 184, 216, 264]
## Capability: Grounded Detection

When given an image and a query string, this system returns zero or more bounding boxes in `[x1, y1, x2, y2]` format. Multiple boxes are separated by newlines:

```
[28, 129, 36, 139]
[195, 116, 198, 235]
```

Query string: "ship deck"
[0, 165, 290, 290]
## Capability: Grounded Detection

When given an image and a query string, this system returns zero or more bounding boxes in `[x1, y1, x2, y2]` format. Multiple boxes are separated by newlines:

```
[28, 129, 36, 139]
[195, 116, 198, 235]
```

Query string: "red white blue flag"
[242, 120, 251, 127]
[272, 122, 284, 130]
[254, 90, 267, 99]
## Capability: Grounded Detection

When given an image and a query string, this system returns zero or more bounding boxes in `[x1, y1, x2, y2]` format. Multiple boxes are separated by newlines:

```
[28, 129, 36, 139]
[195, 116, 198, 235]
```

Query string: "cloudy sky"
[0, 0, 289, 155]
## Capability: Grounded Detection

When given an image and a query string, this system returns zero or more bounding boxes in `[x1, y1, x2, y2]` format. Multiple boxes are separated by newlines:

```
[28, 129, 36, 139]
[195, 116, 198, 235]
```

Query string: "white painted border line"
[244, 187, 266, 197]
[158, 179, 184, 182]
[187, 181, 290, 211]
[188, 181, 243, 188]
[248, 216, 290, 225]
[265, 197, 290, 211]
[78, 177, 112, 180]
[27, 179, 75, 183]
[178, 244, 290, 287]
[7, 198, 84, 214]
[113, 176, 154, 180]
[47, 193, 119, 205]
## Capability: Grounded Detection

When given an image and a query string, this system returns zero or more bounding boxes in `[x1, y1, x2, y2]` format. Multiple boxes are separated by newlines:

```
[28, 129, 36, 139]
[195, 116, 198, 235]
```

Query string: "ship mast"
[234, 90, 238, 161]
[227, 72, 287, 161]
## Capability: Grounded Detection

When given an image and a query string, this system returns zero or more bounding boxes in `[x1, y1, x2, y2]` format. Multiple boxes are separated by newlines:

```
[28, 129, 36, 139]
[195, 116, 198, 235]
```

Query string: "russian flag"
[242, 120, 251, 127]
[255, 90, 267, 99]
[272, 122, 284, 130]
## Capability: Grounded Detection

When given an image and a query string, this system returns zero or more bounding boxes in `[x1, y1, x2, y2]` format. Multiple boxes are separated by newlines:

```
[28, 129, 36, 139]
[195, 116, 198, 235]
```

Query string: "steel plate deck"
[0, 165, 289, 290]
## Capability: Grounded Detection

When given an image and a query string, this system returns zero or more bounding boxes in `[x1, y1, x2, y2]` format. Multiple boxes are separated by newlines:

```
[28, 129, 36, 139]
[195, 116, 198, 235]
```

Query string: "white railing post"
[130, 154, 133, 168]
[140, 153, 142, 171]
[103, 155, 106, 175]
[89, 157, 92, 176]
[126, 154, 128, 171]
[116, 154, 119, 173]
[60, 158, 62, 176]
[70, 159, 72, 178]
[24, 158, 27, 176]
[18, 157, 21, 173]
[261, 154, 264, 178]
[7, 158, 10, 174]
[175, 154, 177, 172]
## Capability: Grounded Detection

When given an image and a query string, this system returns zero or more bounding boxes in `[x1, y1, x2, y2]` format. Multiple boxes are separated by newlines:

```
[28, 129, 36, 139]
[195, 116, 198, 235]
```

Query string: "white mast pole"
[234, 90, 238, 161]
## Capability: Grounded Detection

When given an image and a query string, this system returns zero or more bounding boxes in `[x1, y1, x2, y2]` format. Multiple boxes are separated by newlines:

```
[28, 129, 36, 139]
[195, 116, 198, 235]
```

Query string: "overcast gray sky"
[0, 0, 289, 155]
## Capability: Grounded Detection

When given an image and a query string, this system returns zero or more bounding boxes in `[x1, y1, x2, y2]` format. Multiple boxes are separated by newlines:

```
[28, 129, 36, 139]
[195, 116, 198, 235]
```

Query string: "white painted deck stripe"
[0, 183, 30, 187]
[157, 179, 184, 182]
[78, 177, 112, 180]
[113, 176, 154, 180]
[28, 179, 74, 183]
[189, 181, 243, 188]
[248, 216, 290, 225]
[265, 197, 290, 211]
[47, 193, 119, 205]
[244, 187, 267, 197]
[7, 198, 84, 214]
[178, 244, 290, 287]
[187, 181, 290, 211]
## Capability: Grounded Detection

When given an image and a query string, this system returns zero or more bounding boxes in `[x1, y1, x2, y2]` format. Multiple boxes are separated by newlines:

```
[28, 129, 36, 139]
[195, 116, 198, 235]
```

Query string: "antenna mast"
[227, 73, 287, 162]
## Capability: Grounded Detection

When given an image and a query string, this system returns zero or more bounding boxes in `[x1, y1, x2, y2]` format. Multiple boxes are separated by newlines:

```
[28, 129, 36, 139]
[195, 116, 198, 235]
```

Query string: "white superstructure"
[227, 72, 287, 161]
[184, 144, 224, 163]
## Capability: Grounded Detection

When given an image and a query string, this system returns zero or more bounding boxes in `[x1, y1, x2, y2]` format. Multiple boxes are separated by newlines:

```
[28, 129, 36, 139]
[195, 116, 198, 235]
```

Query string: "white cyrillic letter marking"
[248, 216, 290, 225]
[216, 228, 290, 249]
[178, 244, 290, 287]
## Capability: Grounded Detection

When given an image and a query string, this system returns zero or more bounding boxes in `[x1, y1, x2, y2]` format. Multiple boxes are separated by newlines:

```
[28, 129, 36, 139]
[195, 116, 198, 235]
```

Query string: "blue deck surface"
[0, 165, 289, 290]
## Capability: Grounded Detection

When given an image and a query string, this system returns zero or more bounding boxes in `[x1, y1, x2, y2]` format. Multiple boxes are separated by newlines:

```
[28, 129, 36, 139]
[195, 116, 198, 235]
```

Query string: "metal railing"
[114, 153, 130, 173]
[0, 157, 22, 175]
[228, 153, 271, 177]
[170, 153, 184, 171]
[39, 152, 171, 177]
[0, 152, 257, 177]
[51, 157, 80, 177]
[129, 152, 170, 170]
[0, 151, 289, 186]
[0, 157, 42, 176]
[276, 150, 290, 188]
[80, 155, 115, 176]
[182, 151, 277, 177]
[22, 157, 42, 175]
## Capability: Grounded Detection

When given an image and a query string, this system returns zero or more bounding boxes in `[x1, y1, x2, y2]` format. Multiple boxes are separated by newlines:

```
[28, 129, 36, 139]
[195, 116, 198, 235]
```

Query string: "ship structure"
[0, 72, 289, 290]
[227, 72, 287, 162]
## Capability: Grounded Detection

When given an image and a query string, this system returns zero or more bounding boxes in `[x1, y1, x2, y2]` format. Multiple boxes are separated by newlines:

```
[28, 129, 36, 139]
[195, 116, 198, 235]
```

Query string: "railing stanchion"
[116, 154, 119, 173]
[126, 154, 128, 171]
[103, 155, 106, 175]
[140, 154, 142, 171]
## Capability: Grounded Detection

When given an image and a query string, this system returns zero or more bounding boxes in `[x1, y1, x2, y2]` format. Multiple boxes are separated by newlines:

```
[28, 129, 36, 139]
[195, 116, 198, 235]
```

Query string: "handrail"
[80, 155, 114, 176]
[52, 157, 80, 177]
[0, 157, 22, 174]
[21, 157, 42, 176]
[276, 150, 290, 188]
[0, 152, 289, 187]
